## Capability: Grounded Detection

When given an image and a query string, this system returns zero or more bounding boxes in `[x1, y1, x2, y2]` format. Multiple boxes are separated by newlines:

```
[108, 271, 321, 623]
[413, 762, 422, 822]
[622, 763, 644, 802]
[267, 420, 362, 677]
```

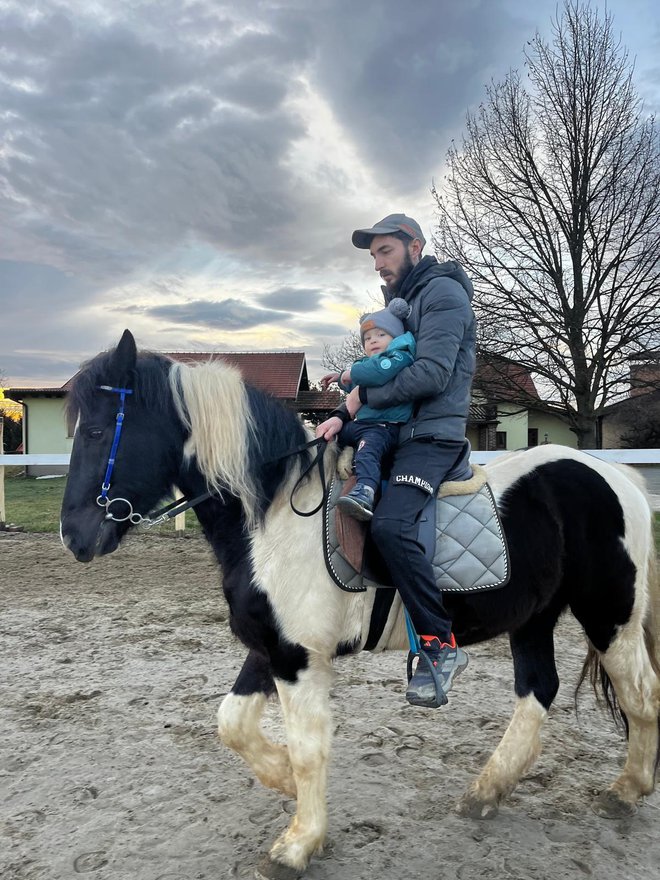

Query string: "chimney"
[629, 351, 660, 398]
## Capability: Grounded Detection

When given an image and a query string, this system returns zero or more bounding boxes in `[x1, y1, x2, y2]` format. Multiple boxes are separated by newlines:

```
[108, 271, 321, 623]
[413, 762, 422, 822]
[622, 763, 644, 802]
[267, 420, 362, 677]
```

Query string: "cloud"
[0, 0, 553, 285]
[0, 1, 312, 282]
[304, 0, 549, 190]
[257, 287, 324, 311]
[299, 320, 356, 339]
[145, 298, 291, 330]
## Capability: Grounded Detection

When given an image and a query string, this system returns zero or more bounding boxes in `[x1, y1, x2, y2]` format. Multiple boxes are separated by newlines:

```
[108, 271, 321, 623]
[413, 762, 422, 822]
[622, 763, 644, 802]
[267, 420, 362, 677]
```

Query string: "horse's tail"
[576, 646, 629, 736]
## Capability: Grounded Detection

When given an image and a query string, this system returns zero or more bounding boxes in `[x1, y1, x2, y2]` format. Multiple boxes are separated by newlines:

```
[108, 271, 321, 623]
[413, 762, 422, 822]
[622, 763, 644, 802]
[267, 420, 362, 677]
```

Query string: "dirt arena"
[1, 531, 659, 880]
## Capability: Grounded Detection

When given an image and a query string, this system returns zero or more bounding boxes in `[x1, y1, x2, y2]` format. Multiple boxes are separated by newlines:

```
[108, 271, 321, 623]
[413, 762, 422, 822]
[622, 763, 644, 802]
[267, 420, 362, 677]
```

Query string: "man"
[317, 214, 476, 708]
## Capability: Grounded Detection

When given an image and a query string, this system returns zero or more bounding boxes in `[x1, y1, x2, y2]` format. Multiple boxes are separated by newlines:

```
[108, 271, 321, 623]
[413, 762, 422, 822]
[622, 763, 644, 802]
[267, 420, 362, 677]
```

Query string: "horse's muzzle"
[60, 510, 124, 562]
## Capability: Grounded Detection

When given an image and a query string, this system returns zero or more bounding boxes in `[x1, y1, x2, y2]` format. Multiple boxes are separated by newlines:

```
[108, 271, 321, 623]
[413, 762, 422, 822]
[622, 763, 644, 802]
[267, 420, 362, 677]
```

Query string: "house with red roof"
[468, 355, 577, 452]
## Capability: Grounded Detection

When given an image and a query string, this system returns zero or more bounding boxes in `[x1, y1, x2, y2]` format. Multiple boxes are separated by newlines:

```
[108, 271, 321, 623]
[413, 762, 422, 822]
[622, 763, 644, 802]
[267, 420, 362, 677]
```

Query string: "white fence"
[3, 450, 660, 467]
[2, 450, 660, 525]
[0, 454, 71, 465]
[0, 454, 186, 528]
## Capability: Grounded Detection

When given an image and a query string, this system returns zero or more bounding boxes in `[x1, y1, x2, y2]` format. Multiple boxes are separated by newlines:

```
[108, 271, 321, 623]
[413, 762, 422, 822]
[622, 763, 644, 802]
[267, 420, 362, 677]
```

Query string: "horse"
[60, 330, 660, 876]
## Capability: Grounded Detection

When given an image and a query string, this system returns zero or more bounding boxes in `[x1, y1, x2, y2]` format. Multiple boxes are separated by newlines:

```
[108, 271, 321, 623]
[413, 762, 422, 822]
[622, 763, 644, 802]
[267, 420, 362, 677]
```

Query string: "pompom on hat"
[359, 297, 410, 343]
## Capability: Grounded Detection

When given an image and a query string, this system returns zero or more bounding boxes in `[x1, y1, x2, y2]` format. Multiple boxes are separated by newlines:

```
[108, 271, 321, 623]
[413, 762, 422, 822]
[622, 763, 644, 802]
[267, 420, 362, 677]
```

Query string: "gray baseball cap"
[352, 213, 426, 249]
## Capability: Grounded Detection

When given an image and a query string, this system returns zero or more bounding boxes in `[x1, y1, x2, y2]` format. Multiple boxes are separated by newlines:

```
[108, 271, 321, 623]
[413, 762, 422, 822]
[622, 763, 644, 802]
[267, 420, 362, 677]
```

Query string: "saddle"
[323, 457, 510, 595]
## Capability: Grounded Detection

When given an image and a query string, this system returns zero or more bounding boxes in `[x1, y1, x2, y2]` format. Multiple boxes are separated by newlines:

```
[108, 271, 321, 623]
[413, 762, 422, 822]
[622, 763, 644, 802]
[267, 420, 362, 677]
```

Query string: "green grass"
[2, 469, 200, 535]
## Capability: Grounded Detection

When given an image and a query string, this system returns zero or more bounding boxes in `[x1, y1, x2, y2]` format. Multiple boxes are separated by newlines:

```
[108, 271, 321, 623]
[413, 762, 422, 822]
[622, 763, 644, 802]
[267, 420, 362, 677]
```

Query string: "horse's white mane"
[169, 360, 258, 527]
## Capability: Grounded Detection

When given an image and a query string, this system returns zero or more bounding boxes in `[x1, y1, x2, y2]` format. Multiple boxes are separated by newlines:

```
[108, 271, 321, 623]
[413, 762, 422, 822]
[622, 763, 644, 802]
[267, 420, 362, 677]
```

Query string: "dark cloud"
[306, 0, 554, 189]
[257, 287, 324, 311]
[0, 1, 313, 282]
[0, 0, 557, 284]
[0, 260, 85, 305]
[145, 298, 291, 330]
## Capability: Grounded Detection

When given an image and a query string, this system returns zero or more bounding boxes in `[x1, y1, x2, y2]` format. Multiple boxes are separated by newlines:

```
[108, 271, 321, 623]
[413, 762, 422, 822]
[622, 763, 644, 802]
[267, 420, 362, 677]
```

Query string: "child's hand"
[320, 372, 340, 390]
[315, 416, 344, 441]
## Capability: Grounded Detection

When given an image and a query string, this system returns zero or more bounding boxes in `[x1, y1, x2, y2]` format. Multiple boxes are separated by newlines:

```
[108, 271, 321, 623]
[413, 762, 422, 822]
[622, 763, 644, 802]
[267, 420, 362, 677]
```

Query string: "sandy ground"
[1, 531, 659, 880]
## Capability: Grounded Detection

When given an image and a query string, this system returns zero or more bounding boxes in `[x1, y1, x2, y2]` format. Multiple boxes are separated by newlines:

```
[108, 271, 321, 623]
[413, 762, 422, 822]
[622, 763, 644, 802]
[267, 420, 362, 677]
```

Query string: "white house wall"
[25, 397, 72, 475]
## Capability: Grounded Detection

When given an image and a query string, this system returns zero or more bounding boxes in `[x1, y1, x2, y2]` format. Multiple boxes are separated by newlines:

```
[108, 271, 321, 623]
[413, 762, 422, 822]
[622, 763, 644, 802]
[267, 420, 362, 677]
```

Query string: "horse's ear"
[110, 329, 137, 380]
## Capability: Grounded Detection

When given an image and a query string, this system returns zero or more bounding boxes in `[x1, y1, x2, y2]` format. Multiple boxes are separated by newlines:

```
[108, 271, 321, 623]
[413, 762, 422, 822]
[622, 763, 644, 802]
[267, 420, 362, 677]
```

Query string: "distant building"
[598, 351, 660, 449]
[468, 356, 576, 452]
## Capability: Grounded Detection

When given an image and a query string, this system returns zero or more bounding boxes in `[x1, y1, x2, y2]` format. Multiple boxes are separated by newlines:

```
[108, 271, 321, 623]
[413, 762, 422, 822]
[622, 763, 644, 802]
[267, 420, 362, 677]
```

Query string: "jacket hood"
[384, 256, 473, 303]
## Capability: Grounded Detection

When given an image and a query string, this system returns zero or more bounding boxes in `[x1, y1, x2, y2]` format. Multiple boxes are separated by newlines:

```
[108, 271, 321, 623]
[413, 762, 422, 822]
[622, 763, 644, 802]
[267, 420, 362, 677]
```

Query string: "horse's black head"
[61, 330, 186, 562]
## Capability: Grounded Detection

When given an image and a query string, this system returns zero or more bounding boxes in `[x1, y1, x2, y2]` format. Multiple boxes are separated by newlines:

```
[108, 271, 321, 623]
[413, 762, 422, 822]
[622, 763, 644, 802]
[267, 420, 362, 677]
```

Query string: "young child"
[334, 298, 416, 520]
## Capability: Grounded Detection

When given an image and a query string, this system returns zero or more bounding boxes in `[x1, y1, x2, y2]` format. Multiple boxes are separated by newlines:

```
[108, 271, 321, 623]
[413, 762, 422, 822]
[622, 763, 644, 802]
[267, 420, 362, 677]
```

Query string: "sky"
[2, 0, 660, 387]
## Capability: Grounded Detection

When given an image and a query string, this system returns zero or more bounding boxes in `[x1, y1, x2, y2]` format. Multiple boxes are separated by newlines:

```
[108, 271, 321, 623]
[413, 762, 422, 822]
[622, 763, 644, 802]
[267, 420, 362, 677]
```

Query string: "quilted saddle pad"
[323, 466, 510, 594]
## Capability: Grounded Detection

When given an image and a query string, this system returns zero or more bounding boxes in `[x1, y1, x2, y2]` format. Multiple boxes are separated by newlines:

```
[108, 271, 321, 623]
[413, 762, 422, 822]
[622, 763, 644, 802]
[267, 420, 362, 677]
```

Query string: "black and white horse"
[60, 330, 660, 875]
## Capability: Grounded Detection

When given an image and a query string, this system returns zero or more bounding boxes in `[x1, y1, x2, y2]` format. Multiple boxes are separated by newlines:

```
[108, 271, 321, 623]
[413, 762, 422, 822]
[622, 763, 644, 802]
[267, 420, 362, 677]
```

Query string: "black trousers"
[338, 421, 399, 492]
[371, 437, 471, 642]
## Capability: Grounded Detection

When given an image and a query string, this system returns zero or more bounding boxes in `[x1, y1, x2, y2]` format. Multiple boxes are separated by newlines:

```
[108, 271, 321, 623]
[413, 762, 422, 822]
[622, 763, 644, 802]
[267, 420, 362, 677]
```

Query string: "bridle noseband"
[94, 384, 328, 527]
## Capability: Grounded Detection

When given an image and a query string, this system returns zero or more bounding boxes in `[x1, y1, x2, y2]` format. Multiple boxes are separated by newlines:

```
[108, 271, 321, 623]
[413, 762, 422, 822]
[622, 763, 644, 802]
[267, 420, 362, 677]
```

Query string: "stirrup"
[406, 649, 448, 708]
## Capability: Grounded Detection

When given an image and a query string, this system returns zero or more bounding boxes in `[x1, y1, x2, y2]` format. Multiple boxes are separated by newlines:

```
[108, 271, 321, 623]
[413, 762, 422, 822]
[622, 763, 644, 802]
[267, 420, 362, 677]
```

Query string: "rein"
[94, 385, 328, 527]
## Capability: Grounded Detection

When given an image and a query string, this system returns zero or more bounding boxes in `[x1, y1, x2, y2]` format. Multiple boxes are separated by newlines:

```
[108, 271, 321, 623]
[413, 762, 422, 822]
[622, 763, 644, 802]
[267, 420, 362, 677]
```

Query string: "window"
[527, 428, 539, 447]
[495, 431, 507, 450]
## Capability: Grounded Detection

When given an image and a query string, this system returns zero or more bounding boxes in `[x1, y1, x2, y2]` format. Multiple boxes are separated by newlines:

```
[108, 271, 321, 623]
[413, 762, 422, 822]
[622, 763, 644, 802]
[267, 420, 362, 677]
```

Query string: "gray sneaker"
[336, 484, 375, 521]
[406, 635, 469, 708]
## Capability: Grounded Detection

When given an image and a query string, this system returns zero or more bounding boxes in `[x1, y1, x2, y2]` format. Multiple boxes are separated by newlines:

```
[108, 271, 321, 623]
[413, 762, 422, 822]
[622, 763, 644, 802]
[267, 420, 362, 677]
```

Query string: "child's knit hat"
[359, 297, 410, 343]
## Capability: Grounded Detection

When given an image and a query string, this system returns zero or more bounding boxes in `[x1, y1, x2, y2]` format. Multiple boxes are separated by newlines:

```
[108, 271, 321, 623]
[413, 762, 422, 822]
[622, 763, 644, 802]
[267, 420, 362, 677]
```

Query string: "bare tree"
[321, 331, 364, 375]
[434, 0, 660, 447]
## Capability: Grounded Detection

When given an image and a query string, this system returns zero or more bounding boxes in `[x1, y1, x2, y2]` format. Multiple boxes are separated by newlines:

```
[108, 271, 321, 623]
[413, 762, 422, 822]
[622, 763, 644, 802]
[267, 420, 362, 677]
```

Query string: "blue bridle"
[95, 385, 137, 521]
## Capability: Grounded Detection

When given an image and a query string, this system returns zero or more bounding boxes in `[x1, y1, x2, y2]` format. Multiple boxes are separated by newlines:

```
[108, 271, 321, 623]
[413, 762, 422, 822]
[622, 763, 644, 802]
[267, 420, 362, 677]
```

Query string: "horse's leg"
[217, 650, 296, 798]
[267, 655, 334, 873]
[590, 621, 660, 816]
[458, 612, 560, 819]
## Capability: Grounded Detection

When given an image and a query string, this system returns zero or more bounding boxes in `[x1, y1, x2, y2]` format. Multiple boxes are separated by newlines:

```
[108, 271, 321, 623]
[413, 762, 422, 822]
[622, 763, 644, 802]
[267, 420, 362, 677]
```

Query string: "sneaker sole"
[336, 497, 373, 521]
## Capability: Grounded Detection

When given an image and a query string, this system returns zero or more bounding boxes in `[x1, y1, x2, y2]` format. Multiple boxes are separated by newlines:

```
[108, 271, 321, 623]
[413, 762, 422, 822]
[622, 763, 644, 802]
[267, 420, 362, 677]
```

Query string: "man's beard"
[384, 251, 414, 296]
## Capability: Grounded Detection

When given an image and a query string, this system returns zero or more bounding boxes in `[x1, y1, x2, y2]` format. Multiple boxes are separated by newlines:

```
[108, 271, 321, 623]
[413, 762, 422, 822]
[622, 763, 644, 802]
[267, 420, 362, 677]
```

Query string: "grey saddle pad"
[323, 476, 510, 594]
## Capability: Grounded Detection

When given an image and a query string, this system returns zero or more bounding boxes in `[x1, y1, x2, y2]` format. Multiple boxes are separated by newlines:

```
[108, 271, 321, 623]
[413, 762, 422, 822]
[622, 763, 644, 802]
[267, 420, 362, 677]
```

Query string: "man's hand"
[320, 372, 340, 391]
[345, 386, 362, 418]
[315, 415, 344, 441]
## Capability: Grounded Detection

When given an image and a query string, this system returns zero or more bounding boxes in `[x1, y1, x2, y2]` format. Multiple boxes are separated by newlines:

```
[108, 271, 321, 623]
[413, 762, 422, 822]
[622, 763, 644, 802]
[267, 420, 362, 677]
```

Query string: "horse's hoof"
[456, 792, 500, 820]
[254, 855, 306, 880]
[592, 789, 637, 819]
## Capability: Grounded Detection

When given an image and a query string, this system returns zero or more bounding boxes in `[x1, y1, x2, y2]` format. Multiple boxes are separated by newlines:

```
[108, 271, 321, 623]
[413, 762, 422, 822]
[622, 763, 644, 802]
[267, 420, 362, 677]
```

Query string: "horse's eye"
[87, 428, 104, 440]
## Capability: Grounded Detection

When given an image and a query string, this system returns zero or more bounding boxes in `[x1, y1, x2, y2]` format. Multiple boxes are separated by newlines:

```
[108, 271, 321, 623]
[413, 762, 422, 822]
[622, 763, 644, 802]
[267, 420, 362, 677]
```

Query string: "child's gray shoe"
[336, 484, 375, 521]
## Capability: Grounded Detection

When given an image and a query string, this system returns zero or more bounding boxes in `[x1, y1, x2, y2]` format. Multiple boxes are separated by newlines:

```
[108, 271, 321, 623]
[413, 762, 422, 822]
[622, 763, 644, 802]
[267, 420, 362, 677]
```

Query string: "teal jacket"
[339, 332, 416, 424]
